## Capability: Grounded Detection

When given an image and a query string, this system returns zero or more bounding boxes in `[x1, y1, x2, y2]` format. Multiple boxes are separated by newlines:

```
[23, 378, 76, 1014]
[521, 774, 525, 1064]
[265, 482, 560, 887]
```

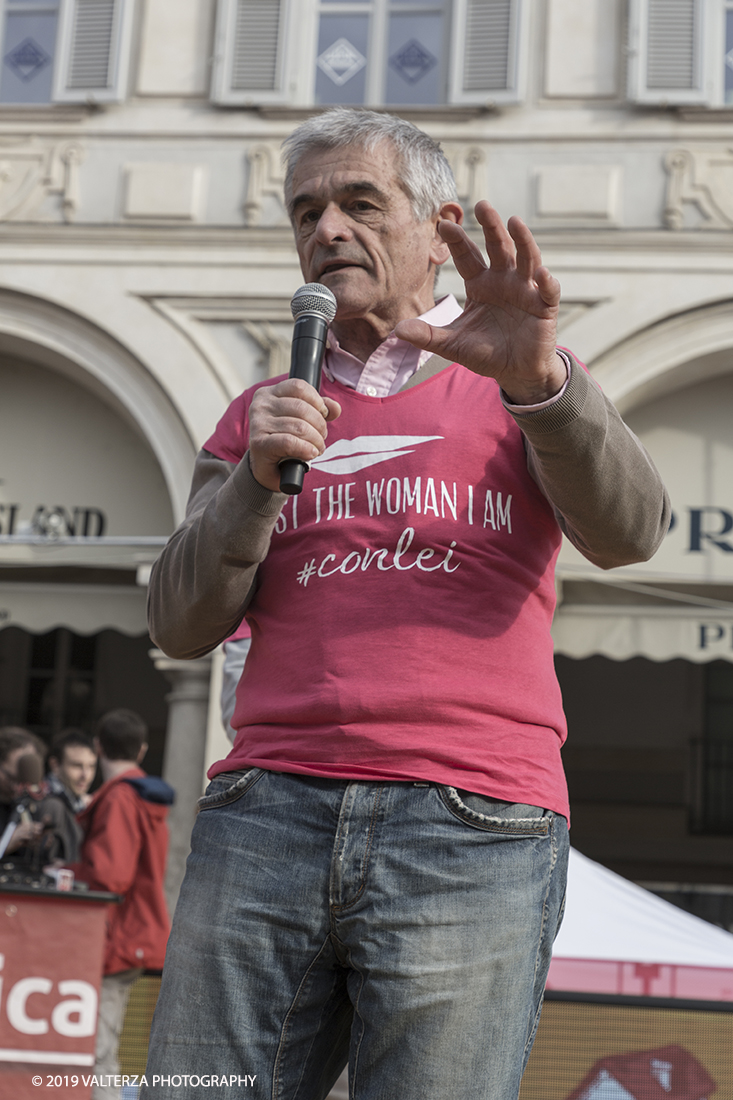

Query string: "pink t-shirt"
[205, 365, 569, 818]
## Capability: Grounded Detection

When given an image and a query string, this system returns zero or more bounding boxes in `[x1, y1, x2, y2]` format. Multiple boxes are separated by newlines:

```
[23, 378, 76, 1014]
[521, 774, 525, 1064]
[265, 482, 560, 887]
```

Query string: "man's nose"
[314, 203, 353, 244]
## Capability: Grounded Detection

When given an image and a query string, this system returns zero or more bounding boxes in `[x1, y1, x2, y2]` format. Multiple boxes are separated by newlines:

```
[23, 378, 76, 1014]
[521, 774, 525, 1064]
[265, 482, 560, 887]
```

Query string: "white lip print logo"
[311, 435, 443, 475]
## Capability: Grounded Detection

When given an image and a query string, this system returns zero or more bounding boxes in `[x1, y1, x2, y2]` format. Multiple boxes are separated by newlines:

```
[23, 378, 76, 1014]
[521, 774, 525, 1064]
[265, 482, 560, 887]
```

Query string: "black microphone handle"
[279, 313, 329, 495]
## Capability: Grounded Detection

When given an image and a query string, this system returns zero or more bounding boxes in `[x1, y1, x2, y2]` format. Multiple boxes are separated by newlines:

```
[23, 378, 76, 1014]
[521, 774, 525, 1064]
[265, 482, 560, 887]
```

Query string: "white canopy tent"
[549, 849, 733, 1002]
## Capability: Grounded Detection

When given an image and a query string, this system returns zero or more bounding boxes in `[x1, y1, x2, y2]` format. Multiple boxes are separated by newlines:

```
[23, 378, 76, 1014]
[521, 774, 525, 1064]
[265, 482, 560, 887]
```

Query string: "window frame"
[0, 0, 61, 106]
[211, 0, 527, 108]
[0, 0, 135, 107]
[627, 0, 726, 107]
[211, 0, 296, 106]
[53, 0, 136, 104]
[449, 0, 528, 106]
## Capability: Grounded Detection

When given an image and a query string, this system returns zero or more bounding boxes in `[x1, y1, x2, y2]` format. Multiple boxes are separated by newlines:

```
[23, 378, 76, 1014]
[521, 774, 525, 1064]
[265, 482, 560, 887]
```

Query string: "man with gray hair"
[144, 108, 668, 1100]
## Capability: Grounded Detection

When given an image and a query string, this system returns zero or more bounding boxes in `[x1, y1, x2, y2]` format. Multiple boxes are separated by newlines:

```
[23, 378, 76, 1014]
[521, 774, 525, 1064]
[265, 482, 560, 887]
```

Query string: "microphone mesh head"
[291, 283, 337, 323]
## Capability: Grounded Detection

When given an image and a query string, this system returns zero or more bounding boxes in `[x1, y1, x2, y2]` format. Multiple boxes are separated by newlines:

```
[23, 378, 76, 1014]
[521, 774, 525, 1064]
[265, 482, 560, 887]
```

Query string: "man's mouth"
[319, 261, 363, 277]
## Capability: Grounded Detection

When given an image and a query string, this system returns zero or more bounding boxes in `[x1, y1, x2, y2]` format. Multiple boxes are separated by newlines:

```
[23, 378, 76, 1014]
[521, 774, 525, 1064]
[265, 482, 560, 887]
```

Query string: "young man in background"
[69, 709, 174, 1100]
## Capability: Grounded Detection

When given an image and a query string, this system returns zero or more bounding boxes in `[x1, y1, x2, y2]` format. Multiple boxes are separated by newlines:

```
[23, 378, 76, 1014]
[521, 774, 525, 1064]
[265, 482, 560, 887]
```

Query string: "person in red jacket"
[69, 709, 175, 1100]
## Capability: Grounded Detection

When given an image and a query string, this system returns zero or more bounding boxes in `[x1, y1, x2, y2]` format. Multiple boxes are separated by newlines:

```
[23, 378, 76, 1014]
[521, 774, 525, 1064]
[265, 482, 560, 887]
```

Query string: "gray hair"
[282, 108, 458, 223]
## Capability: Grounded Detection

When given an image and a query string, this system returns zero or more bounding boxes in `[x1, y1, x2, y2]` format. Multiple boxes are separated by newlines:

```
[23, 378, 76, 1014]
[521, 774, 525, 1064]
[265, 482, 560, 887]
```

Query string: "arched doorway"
[552, 318, 733, 913]
[0, 350, 176, 772]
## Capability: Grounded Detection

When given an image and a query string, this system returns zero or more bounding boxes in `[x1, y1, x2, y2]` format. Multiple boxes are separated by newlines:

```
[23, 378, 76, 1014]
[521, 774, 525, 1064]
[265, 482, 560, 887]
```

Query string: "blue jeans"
[143, 771, 568, 1100]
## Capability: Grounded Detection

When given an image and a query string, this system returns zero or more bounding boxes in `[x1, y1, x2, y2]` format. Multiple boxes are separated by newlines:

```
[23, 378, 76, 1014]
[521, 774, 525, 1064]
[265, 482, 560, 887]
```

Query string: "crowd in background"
[0, 715, 174, 1100]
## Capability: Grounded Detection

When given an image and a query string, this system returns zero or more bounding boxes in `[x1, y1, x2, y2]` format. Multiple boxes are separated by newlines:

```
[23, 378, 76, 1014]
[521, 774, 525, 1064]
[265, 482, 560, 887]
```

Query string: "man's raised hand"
[396, 201, 566, 405]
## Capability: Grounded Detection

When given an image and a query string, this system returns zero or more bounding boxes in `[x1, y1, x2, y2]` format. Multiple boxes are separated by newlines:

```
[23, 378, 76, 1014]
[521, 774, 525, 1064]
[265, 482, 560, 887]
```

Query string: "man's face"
[53, 745, 97, 798]
[0, 746, 44, 800]
[289, 142, 449, 330]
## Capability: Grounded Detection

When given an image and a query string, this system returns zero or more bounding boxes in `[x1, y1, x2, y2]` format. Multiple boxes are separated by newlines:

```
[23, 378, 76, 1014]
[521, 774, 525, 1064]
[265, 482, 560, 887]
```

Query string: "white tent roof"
[553, 848, 733, 969]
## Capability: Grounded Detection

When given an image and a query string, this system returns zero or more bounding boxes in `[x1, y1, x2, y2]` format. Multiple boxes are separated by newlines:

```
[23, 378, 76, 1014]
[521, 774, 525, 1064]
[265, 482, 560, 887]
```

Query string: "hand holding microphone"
[278, 283, 338, 495]
[247, 283, 340, 494]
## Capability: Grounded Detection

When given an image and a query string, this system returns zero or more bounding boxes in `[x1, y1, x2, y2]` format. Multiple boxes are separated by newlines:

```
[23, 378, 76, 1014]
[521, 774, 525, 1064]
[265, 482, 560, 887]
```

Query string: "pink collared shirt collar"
[323, 294, 463, 398]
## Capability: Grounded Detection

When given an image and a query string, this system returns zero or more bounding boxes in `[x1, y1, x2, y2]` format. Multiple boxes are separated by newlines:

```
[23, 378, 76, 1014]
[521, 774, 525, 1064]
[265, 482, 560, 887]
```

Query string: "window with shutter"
[212, 0, 526, 107]
[212, 0, 290, 104]
[628, 0, 728, 106]
[458, 0, 519, 97]
[53, 0, 134, 102]
[646, 0, 698, 89]
[65, 0, 116, 88]
[231, 0, 282, 92]
[0, 0, 134, 104]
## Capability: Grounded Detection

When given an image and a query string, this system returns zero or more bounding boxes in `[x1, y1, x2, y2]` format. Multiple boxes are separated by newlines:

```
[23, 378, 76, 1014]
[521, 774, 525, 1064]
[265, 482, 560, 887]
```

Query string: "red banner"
[0, 890, 111, 1100]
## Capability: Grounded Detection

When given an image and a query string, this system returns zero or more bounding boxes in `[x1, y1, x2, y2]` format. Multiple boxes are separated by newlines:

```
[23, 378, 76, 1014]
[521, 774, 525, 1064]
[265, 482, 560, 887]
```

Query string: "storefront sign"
[0, 505, 107, 538]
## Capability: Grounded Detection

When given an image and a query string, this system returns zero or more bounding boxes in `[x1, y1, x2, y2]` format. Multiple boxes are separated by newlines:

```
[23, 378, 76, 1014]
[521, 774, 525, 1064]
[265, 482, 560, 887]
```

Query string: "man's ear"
[136, 743, 148, 765]
[438, 201, 463, 226]
[429, 201, 463, 266]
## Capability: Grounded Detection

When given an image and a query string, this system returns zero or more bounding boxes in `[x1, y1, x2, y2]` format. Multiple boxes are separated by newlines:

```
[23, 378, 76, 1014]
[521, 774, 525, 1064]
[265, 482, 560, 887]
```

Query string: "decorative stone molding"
[590, 299, 733, 413]
[242, 320, 292, 377]
[556, 300, 606, 334]
[664, 147, 733, 231]
[444, 145, 487, 224]
[144, 295, 297, 399]
[57, 143, 85, 222]
[0, 139, 85, 222]
[123, 162, 206, 222]
[243, 140, 488, 228]
[244, 143, 288, 227]
[534, 164, 622, 226]
[0, 287, 195, 523]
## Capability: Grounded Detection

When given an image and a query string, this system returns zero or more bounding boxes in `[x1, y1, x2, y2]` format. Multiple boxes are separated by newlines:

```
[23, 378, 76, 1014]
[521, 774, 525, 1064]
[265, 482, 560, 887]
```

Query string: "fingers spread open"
[438, 219, 487, 281]
[475, 200, 516, 270]
[507, 215, 542, 280]
[534, 265, 562, 307]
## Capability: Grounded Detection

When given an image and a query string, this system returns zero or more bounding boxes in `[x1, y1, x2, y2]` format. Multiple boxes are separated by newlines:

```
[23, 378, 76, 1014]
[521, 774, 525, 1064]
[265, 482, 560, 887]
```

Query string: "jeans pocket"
[197, 768, 264, 811]
[437, 786, 551, 836]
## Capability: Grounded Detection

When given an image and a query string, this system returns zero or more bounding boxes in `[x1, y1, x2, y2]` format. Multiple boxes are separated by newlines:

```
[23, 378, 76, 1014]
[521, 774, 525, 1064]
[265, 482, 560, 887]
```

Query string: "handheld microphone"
[279, 283, 337, 495]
